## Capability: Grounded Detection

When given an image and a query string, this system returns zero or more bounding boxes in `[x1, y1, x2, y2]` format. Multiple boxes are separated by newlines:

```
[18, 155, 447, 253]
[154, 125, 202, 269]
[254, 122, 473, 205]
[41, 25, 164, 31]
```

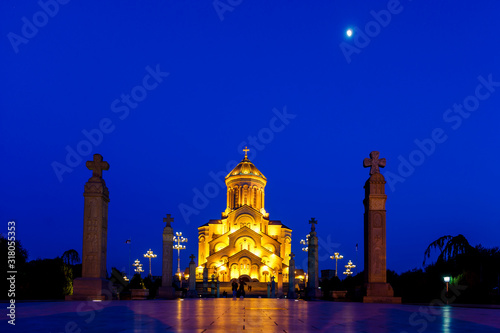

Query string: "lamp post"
[343, 260, 356, 276]
[443, 276, 450, 304]
[133, 259, 144, 275]
[143, 249, 157, 276]
[300, 234, 310, 252]
[345, 260, 356, 272]
[173, 232, 188, 280]
[330, 252, 343, 277]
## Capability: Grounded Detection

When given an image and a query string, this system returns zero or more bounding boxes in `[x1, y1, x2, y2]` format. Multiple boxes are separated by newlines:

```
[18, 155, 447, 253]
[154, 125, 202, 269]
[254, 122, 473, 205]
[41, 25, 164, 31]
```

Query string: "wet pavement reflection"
[5, 298, 500, 332]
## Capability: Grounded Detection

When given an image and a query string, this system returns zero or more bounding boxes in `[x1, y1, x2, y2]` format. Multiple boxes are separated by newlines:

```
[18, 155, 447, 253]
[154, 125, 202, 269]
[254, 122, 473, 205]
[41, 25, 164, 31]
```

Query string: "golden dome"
[226, 156, 267, 180]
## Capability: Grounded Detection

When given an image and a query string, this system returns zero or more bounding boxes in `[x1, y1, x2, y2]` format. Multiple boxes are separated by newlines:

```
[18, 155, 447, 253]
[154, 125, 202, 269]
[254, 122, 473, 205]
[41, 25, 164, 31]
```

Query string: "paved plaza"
[3, 299, 500, 332]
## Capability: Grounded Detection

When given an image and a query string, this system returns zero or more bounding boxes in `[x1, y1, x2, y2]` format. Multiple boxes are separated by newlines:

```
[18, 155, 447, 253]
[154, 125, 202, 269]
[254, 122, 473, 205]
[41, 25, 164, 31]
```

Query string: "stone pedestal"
[68, 154, 112, 301]
[331, 290, 348, 299]
[362, 151, 401, 304]
[187, 254, 197, 298]
[158, 214, 175, 299]
[306, 218, 321, 299]
[131, 289, 149, 300]
[287, 253, 297, 299]
[69, 278, 113, 301]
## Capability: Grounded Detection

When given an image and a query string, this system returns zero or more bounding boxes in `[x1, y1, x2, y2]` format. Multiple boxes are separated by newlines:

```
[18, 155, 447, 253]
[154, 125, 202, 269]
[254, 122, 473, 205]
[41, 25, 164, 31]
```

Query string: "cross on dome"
[243, 146, 250, 159]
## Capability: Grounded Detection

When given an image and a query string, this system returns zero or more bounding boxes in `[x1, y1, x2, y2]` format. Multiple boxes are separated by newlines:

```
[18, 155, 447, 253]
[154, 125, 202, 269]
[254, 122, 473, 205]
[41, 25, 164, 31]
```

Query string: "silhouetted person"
[232, 280, 238, 298]
[238, 279, 246, 298]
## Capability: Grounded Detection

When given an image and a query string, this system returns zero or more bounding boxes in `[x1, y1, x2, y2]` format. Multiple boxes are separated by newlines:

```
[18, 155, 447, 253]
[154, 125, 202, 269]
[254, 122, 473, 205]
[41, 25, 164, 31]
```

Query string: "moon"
[346, 29, 353, 37]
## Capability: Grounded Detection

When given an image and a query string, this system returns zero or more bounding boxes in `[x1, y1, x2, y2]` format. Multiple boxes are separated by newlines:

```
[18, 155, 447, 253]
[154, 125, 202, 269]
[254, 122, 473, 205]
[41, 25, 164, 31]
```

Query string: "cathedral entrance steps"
[195, 282, 289, 297]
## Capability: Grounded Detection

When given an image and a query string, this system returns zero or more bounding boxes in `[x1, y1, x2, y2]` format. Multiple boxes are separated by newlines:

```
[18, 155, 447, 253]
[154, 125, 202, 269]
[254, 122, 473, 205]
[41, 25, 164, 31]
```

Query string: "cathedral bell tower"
[223, 147, 267, 217]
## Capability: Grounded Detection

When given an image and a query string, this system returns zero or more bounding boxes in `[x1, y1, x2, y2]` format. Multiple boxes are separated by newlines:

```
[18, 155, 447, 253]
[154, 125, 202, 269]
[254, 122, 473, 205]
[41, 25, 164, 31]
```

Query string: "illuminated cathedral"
[198, 148, 292, 282]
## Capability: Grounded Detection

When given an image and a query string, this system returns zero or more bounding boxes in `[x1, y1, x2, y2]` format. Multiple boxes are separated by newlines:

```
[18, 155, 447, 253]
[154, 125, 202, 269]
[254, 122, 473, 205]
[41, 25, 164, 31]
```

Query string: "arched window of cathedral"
[236, 215, 254, 229]
[230, 264, 238, 279]
[243, 185, 248, 205]
[214, 242, 227, 252]
[264, 243, 275, 254]
[235, 236, 255, 252]
[239, 258, 251, 276]
[234, 187, 239, 208]
[219, 256, 228, 265]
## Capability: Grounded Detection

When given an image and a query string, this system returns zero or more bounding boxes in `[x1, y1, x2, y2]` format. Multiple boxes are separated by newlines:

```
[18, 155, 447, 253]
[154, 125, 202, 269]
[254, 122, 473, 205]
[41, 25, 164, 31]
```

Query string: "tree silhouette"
[62, 249, 80, 266]
[423, 234, 473, 265]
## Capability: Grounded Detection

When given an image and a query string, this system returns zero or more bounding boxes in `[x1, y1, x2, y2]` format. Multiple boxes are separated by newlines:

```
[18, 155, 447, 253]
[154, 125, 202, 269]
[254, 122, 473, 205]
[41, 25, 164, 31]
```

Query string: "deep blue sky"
[2, 1, 499, 278]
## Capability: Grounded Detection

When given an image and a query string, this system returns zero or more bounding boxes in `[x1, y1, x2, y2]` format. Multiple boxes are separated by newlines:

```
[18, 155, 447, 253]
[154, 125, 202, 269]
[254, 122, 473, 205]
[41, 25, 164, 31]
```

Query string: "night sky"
[2, 1, 499, 278]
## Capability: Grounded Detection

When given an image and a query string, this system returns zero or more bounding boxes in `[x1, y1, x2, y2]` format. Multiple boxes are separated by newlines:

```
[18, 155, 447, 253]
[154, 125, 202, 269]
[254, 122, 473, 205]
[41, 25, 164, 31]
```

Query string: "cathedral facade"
[198, 150, 292, 282]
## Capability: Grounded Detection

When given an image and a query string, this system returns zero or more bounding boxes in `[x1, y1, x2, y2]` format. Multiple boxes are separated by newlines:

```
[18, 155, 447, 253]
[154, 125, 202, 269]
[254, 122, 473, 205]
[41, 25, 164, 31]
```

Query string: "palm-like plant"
[423, 234, 473, 265]
[62, 249, 81, 266]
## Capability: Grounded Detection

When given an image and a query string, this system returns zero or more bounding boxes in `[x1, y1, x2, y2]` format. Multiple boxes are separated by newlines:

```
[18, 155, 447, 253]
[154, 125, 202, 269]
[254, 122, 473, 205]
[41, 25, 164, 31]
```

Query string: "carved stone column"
[158, 214, 175, 299]
[306, 218, 321, 299]
[68, 154, 112, 301]
[287, 253, 297, 299]
[277, 269, 283, 297]
[187, 254, 197, 298]
[363, 151, 401, 303]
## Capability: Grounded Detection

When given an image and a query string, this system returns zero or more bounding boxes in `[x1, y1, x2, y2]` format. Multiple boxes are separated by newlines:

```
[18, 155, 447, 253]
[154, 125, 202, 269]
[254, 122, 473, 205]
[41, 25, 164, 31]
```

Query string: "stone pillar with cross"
[187, 254, 197, 298]
[68, 154, 112, 301]
[158, 214, 175, 299]
[362, 151, 401, 303]
[287, 252, 297, 299]
[306, 218, 321, 299]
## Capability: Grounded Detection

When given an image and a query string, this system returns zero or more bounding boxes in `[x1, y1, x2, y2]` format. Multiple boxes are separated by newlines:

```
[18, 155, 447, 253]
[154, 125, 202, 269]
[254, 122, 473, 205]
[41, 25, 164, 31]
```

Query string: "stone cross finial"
[163, 214, 174, 227]
[309, 218, 318, 231]
[189, 254, 195, 262]
[363, 151, 386, 175]
[243, 146, 250, 158]
[86, 154, 109, 179]
[290, 252, 295, 260]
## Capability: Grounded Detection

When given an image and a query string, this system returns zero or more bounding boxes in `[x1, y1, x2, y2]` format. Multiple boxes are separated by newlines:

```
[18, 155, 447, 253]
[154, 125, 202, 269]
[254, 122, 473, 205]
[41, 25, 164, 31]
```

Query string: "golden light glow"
[330, 252, 344, 277]
[197, 149, 292, 282]
[143, 249, 157, 276]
